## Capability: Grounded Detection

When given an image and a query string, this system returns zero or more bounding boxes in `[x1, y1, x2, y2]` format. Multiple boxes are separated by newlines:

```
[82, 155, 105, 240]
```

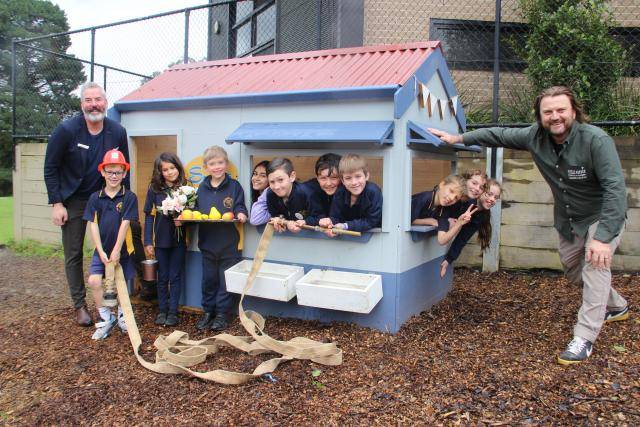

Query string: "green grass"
[0, 197, 13, 244]
[7, 239, 65, 258]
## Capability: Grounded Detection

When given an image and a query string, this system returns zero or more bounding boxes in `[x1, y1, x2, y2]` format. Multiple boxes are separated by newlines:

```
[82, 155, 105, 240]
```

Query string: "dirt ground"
[0, 247, 638, 425]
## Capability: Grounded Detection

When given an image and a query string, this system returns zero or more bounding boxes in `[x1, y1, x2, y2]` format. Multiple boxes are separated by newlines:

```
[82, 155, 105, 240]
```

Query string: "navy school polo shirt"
[302, 178, 339, 226]
[83, 187, 138, 257]
[195, 174, 248, 258]
[143, 186, 186, 248]
[410, 189, 454, 232]
[329, 181, 382, 232]
[266, 181, 311, 221]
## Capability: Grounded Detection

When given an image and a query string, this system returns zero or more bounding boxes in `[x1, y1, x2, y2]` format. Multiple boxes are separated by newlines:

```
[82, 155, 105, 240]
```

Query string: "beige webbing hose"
[114, 223, 342, 384]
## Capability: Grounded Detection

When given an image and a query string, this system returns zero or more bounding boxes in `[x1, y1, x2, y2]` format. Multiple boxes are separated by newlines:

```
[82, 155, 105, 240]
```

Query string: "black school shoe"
[155, 312, 167, 325]
[210, 313, 229, 331]
[196, 312, 215, 330]
[165, 312, 179, 327]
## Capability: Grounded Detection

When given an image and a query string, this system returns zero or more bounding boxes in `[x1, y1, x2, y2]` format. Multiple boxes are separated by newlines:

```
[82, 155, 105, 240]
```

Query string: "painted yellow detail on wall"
[185, 155, 238, 187]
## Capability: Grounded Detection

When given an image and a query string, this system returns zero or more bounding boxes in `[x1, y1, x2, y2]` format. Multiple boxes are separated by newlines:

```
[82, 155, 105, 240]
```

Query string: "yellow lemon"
[182, 210, 193, 220]
[202, 214, 209, 220]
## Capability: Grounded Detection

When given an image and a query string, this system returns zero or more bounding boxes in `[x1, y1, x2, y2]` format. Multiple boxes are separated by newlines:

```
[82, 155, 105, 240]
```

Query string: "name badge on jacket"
[567, 165, 588, 181]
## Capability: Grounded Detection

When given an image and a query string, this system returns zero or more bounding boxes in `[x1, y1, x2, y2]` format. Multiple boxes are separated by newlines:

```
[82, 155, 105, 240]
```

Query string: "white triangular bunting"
[422, 85, 430, 111]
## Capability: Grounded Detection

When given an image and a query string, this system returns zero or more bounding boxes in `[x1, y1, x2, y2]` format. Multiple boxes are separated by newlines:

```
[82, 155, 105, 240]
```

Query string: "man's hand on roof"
[428, 128, 463, 145]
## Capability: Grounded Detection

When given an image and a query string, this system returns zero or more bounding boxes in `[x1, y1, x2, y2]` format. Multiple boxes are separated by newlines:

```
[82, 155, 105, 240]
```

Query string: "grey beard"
[84, 111, 105, 122]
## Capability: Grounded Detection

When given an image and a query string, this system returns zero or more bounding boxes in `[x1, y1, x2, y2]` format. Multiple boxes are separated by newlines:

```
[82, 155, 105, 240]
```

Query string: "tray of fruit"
[177, 209, 238, 222]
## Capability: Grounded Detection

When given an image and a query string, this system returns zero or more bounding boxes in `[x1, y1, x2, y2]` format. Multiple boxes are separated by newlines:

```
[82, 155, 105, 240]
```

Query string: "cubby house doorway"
[131, 135, 178, 225]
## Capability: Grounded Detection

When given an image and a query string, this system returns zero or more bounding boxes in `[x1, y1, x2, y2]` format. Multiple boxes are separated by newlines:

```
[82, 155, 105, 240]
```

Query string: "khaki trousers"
[558, 221, 627, 343]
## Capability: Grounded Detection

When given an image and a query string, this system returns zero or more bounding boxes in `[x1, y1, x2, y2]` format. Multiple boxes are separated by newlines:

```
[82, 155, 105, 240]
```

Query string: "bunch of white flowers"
[161, 185, 197, 216]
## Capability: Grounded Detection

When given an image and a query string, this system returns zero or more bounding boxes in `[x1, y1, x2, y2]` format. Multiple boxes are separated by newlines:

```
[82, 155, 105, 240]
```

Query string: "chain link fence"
[11, 0, 640, 142]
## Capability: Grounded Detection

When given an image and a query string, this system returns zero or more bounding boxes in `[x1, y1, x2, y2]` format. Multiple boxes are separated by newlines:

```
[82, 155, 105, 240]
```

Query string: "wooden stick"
[300, 224, 362, 237]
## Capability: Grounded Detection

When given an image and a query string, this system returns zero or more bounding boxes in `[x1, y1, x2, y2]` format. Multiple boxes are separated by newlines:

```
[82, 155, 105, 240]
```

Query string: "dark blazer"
[44, 114, 129, 204]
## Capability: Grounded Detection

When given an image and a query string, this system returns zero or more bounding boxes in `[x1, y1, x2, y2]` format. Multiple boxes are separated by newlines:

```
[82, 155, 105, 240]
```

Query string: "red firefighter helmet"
[98, 149, 130, 171]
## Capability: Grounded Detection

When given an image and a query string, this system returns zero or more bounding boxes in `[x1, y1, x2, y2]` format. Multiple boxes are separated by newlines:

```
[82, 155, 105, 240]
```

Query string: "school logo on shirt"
[223, 197, 233, 209]
[116, 202, 123, 213]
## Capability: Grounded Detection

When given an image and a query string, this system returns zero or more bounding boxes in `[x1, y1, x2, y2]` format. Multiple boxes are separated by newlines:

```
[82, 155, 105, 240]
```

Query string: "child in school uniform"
[194, 146, 248, 331]
[319, 153, 382, 233]
[266, 157, 310, 233]
[440, 179, 502, 277]
[303, 153, 342, 226]
[84, 149, 138, 340]
[411, 174, 472, 245]
[249, 160, 271, 226]
[143, 152, 189, 327]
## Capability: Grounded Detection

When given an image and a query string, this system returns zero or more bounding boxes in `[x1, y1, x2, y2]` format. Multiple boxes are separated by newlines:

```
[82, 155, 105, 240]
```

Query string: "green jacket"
[463, 122, 627, 243]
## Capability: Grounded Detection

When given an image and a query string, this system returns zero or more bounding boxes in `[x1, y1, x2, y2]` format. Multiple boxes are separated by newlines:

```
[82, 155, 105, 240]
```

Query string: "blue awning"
[225, 121, 394, 145]
[406, 120, 481, 153]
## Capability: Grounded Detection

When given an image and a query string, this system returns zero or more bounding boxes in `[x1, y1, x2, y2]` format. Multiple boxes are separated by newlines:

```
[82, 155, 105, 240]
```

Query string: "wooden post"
[483, 147, 503, 272]
[12, 143, 23, 242]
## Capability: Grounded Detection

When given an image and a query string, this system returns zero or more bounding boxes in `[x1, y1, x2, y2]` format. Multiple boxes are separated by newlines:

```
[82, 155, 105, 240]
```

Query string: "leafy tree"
[0, 0, 86, 195]
[519, 0, 627, 115]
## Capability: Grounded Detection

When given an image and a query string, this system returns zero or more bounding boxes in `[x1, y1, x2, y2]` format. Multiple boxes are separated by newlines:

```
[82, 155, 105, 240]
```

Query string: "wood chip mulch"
[0, 248, 638, 425]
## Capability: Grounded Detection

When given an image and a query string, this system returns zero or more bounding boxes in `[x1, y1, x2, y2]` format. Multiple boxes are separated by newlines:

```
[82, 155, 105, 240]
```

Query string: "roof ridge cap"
[168, 41, 440, 71]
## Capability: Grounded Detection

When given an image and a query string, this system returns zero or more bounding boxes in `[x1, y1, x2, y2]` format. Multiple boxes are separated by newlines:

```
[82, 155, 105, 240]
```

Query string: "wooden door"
[132, 135, 178, 225]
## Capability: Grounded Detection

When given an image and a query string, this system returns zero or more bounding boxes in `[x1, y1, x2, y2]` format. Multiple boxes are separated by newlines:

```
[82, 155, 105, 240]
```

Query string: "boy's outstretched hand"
[428, 128, 463, 145]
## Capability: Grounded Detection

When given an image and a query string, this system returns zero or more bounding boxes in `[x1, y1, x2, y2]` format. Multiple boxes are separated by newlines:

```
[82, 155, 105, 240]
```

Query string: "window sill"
[256, 225, 381, 243]
[409, 225, 437, 242]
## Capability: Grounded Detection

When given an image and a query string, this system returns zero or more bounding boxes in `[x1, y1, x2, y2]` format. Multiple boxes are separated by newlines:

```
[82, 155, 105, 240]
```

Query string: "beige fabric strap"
[114, 223, 342, 384]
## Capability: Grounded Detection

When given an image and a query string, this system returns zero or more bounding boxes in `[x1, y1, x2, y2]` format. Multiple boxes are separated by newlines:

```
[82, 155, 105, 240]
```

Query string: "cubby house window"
[409, 156, 453, 239]
[251, 155, 384, 242]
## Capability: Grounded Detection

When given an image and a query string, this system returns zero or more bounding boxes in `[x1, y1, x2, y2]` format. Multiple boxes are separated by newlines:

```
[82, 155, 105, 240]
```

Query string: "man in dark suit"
[44, 82, 130, 326]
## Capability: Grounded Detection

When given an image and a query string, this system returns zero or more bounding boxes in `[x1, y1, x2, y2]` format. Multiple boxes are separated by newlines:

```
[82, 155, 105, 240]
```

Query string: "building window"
[430, 18, 640, 76]
[232, 0, 276, 57]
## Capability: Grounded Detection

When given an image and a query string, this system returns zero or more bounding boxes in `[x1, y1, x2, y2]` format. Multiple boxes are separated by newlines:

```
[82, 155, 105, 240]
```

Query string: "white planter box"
[224, 260, 304, 302]
[295, 269, 383, 313]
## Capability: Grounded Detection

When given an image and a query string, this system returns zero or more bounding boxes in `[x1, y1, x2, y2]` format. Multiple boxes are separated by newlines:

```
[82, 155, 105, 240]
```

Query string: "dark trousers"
[130, 220, 146, 280]
[61, 196, 88, 309]
[201, 250, 238, 315]
[155, 246, 186, 314]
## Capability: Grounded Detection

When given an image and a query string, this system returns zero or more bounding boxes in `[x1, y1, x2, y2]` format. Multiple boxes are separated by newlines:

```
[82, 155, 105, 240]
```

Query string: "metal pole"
[11, 40, 17, 170]
[483, 0, 503, 273]
[90, 28, 96, 81]
[184, 9, 191, 63]
[490, 0, 501, 180]
[103, 66, 107, 91]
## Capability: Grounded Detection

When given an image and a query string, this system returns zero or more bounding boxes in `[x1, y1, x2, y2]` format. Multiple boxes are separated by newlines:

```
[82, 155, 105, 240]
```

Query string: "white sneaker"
[117, 306, 127, 332]
[91, 314, 117, 340]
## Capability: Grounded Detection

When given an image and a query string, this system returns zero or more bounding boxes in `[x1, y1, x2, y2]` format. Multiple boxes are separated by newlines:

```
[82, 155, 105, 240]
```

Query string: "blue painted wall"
[180, 251, 450, 333]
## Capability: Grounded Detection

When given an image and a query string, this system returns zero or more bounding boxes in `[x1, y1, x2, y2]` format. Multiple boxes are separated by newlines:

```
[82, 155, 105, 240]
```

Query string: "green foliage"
[0, 0, 86, 191]
[519, 0, 627, 114]
[0, 196, 13, 244]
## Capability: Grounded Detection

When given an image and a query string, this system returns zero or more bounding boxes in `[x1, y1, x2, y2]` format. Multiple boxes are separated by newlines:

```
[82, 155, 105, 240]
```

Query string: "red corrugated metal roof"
[120, 42, 440, 101]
